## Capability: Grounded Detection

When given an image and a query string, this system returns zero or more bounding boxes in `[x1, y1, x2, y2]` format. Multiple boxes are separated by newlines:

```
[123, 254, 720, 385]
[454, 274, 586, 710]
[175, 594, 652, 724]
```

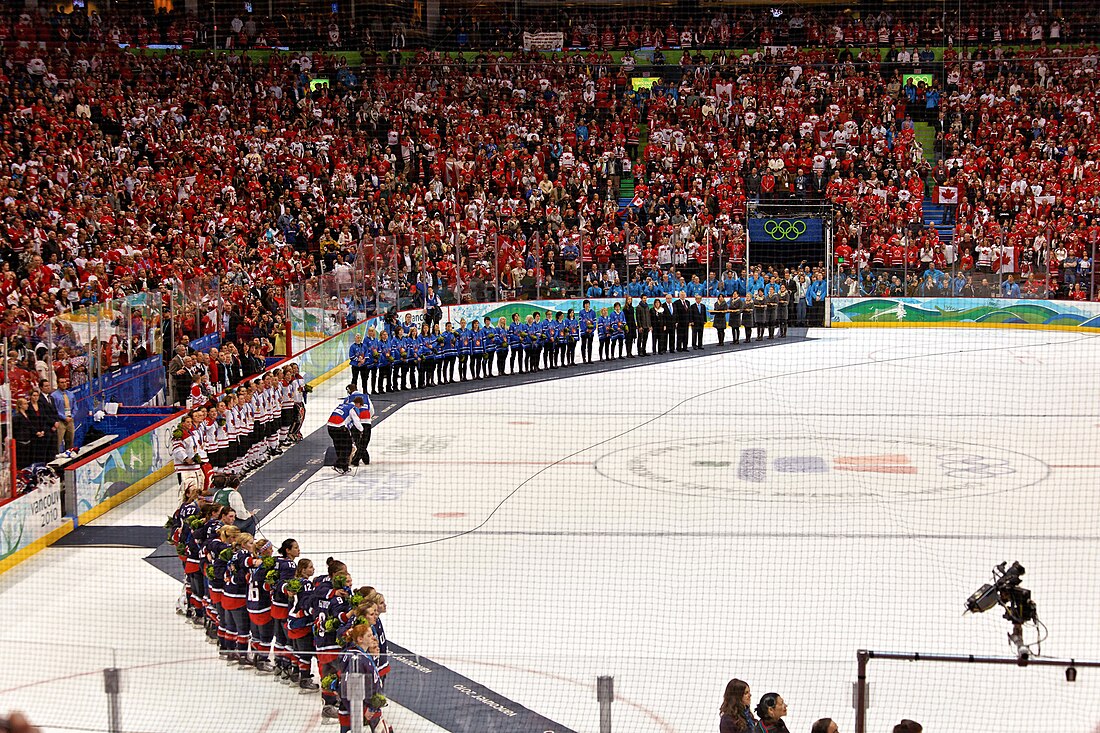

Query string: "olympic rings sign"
[762, 219, 809, 241]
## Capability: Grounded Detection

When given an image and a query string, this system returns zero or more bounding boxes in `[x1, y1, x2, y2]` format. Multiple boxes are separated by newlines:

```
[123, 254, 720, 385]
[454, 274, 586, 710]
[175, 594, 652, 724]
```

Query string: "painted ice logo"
[594, 436, 1048, 502]
[762, 219, 808, 241]
[301, 470, 416, 501]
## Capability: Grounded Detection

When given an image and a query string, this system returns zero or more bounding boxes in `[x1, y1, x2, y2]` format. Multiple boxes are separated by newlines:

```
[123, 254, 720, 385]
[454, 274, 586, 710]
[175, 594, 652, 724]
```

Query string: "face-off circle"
[593, 435, 1049, 502]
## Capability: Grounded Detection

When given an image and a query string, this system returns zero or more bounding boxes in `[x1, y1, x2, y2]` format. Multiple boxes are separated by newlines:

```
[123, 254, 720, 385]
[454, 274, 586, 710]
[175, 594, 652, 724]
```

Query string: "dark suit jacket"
[690, 302, 708, 325]
[673, 299, 691, 327]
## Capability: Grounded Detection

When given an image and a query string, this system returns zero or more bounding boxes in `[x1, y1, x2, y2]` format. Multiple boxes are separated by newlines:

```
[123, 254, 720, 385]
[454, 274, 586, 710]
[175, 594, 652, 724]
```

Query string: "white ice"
[2, 326, 1100, 733]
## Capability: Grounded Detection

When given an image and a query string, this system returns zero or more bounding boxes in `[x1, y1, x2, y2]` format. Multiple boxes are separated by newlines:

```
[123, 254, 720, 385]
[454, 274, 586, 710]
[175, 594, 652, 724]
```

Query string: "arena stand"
[2, 0, 1100, 485]
[1, 1, 1100, 729]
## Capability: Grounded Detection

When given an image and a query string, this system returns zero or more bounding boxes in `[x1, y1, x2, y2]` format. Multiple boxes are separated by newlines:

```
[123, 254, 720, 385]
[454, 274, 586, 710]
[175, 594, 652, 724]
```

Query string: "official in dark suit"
[634, 297, 652, 356]
[652, 299, 670, 354]
[690, 295, 707, 350]
[673, 292, 691, 352]
[623, 295, 637, 357]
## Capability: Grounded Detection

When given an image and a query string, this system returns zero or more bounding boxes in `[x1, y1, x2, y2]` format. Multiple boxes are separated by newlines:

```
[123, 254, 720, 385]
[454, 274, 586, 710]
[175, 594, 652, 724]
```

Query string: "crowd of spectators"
[1, 4, 1099, 410]
[9, 3, 1096, 53]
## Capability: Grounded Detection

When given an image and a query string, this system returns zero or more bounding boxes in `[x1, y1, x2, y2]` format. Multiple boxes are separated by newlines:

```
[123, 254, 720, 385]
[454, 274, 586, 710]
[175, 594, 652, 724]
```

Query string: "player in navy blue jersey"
[170, 484, 205, 622]
[311, 558, 355, 720]
[284, 558, 320, 690]
[247, 539, 277, 674]
[222, 532, 255, 665]
[208, 523, 240, 656]
[336, 623, 385, 733]
[268, 539, 299, 682]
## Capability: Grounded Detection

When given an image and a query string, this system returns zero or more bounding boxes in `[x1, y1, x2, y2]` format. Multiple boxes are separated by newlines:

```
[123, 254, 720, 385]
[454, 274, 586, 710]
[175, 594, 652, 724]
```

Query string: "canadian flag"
[992, 246, 1017, 274]
[934, 186, 959, 205]
[630, 194, 645, 208]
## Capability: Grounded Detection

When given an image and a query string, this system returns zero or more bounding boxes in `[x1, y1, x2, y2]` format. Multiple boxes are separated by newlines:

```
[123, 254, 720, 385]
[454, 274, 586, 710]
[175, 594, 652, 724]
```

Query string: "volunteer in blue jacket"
[456, 319, 472, 381]
[507, 313, 524, 374]
[806, 273, 828, 325]
[526, 312, 543, 372]
[553, 312, 568, 368]
[375, 331, 393, 393]
[440, 321, 458, 384]
[481, 317, 497, 377]
[362, 326, 379, 394]
[469, 320, 485, 379]
[494, 317, 509, 376]
[579, 300, 597, 363]
[565, 308, 579, 366]
[349, 334, 367, 392]
[610, 302, 626, 358]
[597, 307, 611, 361]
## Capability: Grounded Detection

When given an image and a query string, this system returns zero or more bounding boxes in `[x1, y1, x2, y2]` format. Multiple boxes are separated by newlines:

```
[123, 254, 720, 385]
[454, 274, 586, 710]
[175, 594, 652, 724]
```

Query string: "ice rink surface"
[3, 326, 1100, 733]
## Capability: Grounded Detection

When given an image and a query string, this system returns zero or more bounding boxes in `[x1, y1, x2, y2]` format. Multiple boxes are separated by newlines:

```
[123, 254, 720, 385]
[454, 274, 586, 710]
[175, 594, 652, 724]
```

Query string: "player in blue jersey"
[247, 539, 277, 674]
[269, 538, 300, 682]
[311, 558, 355, 720]
[335, 623, 384, 733]
[285, 558, 320, 690]
[222, 532, 255, 665]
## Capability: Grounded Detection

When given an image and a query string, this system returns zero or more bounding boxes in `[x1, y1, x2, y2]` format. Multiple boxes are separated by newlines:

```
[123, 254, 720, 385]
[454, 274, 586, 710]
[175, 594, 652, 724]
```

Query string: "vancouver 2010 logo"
[762, 219, 808, 240]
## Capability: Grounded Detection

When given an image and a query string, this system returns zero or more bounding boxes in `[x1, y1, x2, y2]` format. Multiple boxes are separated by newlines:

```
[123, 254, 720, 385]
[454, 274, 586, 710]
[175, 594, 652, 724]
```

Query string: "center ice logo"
[595, 436, 1048, 502]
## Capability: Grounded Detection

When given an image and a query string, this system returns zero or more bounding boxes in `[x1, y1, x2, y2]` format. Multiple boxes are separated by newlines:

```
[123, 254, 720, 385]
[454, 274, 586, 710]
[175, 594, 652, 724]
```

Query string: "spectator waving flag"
[934, 186, 958, 205]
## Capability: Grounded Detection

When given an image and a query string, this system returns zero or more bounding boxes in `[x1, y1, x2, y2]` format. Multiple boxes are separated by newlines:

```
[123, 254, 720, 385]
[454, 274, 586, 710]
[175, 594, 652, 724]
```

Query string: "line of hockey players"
[348, 294, 793, 394]
[171, 363, 310, 492]
[168, 491, 393, 732]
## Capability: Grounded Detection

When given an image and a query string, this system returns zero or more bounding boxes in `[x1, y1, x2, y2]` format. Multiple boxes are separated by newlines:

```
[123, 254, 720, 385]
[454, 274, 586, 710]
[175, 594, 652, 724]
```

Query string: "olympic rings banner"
[748, 218, 824, 243]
